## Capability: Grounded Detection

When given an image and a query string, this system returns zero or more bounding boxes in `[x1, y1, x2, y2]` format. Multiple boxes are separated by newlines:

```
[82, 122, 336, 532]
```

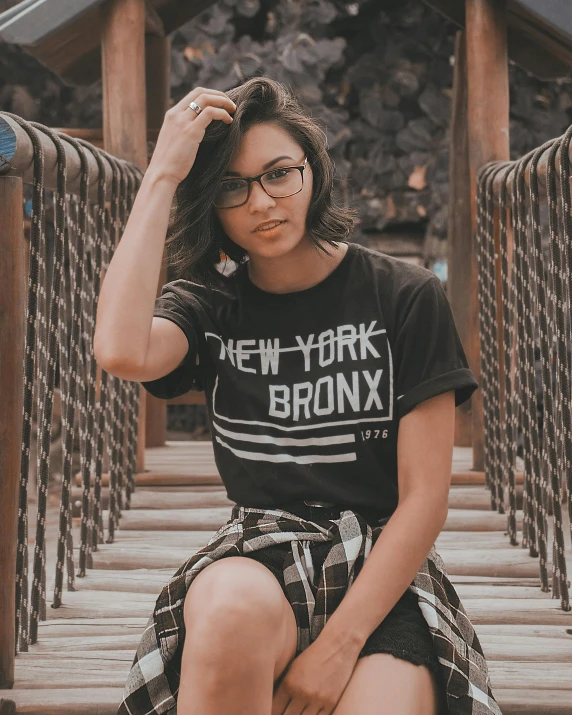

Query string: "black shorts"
[241, 501, 448, 710]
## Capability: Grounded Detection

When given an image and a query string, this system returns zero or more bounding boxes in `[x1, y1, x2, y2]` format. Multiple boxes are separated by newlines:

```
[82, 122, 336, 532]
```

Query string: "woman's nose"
[248, 180, 276, 209]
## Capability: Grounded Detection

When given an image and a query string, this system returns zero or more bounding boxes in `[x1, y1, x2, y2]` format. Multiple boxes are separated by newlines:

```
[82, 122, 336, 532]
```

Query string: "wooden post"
[0, 176, 25, 688]
[465, 0, 510, 470]
[144, 33, 171, 448]
[101, 0, 148, 471]
[448, 31, 473, 448]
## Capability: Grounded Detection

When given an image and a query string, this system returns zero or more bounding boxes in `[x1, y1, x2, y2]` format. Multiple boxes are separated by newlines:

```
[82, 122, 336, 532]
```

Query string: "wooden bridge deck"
[1, 443, 571, 714]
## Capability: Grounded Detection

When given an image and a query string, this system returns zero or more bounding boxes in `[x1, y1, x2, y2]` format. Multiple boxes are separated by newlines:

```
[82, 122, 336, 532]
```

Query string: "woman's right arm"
[93, 170, 185, 380]
[93, 86, 236, 382]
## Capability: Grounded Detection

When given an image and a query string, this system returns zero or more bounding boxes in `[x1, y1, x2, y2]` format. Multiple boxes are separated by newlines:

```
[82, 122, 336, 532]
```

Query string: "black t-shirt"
[141, 241, 478, 516]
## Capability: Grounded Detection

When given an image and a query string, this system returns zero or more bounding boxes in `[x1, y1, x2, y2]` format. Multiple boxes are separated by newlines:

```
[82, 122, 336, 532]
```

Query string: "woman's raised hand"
[147, 86, 236, 187]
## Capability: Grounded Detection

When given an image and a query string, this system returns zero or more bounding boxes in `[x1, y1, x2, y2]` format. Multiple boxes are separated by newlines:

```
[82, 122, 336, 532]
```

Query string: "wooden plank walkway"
[1, 444, 571, 714]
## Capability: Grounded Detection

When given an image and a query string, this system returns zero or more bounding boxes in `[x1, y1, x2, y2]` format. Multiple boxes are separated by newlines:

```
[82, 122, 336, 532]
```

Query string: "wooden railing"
[474, 126, 572, 611]
[0, 112, 144, 687]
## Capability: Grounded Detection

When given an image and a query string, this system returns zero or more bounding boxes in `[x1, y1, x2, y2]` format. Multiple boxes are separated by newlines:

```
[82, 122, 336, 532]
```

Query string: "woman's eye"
[266, 169, 290, 180]
[220, 181, 242, 193]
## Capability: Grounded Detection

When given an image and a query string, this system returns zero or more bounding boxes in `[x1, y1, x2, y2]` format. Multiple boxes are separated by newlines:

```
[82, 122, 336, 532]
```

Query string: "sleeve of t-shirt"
[392, 274, 478, 420]
[140, 280, 206, 400]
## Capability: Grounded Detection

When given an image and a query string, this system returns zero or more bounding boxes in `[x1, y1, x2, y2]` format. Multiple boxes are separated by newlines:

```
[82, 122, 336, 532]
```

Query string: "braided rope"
[515, 153, 543, 556]
[115, 166, 137, 515]
[71, 138, 109, 577]
[50, 134, 92, 607]
[475, 167, 503, 513]
[480, 163, 512, 515]
[26, 122, 68, 640]
[105, 158, 125, 544]
[556, 129, 572, 563]
[497, 165, 520, 547]
[56, 195, 77, 598]
[507, 155, 534, 550]
[92, 153, 121, 550]
[523, 142, 553, 592]
[545, 138, 570, 607]
[122, 165, 141, 509]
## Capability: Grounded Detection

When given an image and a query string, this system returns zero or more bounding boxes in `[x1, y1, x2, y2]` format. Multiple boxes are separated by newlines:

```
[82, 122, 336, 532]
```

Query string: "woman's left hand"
[271, 635, 361, 715]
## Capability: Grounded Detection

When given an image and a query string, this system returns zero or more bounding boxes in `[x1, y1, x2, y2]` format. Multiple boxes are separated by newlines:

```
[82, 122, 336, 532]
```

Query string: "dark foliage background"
[2, 0, 570, 248]
[1, 0, 568, 437]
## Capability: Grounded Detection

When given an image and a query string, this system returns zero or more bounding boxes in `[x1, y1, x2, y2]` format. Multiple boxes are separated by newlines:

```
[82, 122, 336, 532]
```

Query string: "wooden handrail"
[489, 137, 572, 198]
[48, 127, 161, 145]
[168, 392, 207, 405]
[0, 113, 143, 199]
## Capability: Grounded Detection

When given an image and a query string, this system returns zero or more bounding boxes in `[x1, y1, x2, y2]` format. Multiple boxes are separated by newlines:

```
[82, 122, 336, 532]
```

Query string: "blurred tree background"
[1, 0, 569, 438]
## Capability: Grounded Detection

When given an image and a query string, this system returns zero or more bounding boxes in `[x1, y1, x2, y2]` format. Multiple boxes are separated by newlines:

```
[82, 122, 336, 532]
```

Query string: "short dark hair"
[165, 76, 358, 290]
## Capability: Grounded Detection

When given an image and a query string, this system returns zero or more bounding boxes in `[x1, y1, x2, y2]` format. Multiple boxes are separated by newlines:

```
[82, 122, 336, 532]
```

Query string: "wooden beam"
[153, 0, 220, 35]
[101, 0, 148, 472]
[448, 31, 473, 449]
[144, 32, 171, 447]
[24, 5, 104, 86]
[423, 0, 572, 80]
[465, 0, 510, 471]
[101, 0, 148, 171]
[0, 176, 24, 688]
[168, 391, 207, 405]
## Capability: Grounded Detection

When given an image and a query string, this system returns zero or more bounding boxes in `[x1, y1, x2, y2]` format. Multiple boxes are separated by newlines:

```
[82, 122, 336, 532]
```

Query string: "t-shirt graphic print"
[211, 314, 394, 466]
[141, 241, 478, 516]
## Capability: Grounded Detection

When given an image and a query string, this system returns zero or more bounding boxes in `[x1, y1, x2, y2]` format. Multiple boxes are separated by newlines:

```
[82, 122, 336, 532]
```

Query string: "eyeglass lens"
[214, 167, 303, 208]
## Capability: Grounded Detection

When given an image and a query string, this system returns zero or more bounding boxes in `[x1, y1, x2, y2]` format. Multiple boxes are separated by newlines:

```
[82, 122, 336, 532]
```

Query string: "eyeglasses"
[214, 156, 308, 209]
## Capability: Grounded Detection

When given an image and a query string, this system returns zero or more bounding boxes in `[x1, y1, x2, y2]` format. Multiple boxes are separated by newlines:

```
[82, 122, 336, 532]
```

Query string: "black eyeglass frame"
[214, 156, 308, 209]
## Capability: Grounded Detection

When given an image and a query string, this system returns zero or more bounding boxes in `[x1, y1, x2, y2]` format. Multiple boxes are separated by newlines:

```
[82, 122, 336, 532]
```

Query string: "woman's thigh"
[333, 653, 444, 715]
[182, 555, 298, 682]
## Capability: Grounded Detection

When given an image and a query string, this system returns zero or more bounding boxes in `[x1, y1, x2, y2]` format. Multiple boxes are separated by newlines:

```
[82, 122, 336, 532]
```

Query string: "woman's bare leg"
[177, 556, 298, 715]
[332, 653, 445, 715]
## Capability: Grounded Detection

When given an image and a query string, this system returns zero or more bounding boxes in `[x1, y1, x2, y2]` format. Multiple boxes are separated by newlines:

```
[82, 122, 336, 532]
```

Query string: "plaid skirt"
[118, 501, 501, 714]
[247, 500, 448, 709]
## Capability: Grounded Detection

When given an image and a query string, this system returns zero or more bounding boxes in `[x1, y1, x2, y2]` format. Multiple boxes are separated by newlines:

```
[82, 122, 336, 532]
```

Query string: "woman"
[95, 77, 501, 715]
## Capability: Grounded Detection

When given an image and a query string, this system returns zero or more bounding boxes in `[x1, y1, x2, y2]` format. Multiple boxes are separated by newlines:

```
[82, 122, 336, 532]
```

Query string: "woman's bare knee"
[177, 557, 298, 713]
[182, 556, 297, 677]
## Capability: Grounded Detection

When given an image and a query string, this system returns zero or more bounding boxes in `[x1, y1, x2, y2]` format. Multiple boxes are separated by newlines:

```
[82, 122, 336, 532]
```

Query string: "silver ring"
[188, 101, 202, 115]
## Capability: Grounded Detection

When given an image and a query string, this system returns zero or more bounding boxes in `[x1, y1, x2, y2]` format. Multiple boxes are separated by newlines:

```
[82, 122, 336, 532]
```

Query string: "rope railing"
[476, 126, 572, 612]
[0, 111, 144, 659]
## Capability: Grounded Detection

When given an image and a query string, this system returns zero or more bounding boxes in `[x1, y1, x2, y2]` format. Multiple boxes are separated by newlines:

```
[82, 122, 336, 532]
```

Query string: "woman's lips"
[255, 220, 287, 233]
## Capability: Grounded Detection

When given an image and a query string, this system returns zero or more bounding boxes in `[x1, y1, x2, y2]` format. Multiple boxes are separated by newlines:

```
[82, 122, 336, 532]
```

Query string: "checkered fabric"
[117, 506, 502, 715]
